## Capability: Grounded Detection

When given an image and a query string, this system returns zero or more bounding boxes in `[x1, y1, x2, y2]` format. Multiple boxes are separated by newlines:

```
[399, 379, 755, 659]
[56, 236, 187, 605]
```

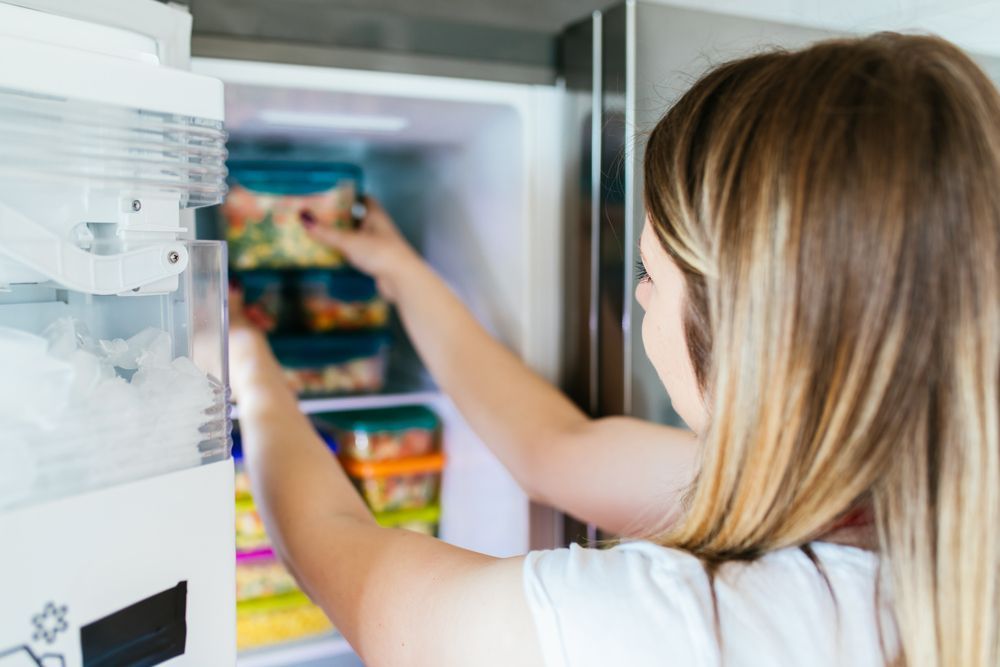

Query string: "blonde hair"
[644, 34, 1000, 666]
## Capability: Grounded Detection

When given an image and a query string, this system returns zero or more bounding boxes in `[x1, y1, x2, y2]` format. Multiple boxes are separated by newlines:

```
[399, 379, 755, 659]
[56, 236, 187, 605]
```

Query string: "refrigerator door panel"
[6, 0, 195, 68]
[0, 461, 236, 667]
[626, 3, 832, 426]
[559, 2, 832, 542]
[562, 2, 832, 429]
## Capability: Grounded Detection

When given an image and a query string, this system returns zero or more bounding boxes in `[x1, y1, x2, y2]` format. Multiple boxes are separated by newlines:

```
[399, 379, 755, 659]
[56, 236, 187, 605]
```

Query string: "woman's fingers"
[303, 223, 366, 260]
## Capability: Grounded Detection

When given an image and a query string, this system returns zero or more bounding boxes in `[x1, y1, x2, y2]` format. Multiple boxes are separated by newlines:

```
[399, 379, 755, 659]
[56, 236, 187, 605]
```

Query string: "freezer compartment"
[195, 57, 556, 568]
[0, 241, 231, 511]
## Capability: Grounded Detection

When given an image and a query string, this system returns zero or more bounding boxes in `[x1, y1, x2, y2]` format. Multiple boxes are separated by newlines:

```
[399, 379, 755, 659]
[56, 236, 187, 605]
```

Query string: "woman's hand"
[227, 283, 285, 407]
[302, 196, 423, 302]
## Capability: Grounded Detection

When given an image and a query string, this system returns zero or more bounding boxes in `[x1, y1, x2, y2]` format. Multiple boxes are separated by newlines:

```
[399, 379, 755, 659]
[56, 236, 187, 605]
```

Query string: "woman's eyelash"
[635, 258, 650, 283]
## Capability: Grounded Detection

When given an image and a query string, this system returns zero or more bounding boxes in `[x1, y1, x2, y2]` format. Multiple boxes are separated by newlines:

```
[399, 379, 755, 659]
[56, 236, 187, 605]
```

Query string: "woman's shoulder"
[523, 541, 890, 667]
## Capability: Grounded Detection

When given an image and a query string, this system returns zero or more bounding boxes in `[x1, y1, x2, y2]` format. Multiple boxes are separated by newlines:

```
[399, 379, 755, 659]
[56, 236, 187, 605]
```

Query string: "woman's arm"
[230, 323, 542, 667]
[304, 201, 697, 535]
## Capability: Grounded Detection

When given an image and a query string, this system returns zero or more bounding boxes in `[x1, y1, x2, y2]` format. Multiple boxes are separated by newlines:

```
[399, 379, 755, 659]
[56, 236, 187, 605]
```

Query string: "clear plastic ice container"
[0, 241, 231, 511]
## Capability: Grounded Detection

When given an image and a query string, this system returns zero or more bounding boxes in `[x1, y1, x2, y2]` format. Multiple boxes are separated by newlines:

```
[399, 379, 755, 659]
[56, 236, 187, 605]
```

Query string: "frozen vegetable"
[236, 592, 332, 650]
[236, 553, 300, 602]
[281, 356, 386, 396]
[222, 158, 361, 273]
[235, 500, 269, 552]
[272, 334, 389, 397]
[300, 270, 389, 332]
[238, 272, 284, 332]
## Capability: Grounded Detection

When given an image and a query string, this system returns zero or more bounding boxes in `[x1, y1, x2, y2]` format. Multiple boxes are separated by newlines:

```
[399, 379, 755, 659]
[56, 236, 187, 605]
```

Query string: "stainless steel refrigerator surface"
[557, 3, 831, 541]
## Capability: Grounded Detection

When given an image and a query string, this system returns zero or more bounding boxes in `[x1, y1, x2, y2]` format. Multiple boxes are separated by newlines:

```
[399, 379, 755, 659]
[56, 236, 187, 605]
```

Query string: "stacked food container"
[233, 429, 337, 651]
[232, 407, 444, 652]
[222, 159, 391, 396]
[317, 406, 445, 535]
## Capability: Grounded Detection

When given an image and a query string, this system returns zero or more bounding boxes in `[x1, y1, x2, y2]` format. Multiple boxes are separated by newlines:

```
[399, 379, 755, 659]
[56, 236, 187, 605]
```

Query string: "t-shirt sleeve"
[522, 542, 719, 667]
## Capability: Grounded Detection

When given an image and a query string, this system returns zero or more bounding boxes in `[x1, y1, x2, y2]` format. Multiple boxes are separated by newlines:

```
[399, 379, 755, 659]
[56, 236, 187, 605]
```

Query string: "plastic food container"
[315, 406, 440, 462]
[234, 460, 252, 501]
[232, 431, 253, 501]
[236, 592, 333, 650]
[342, 452, 445, 513]
[233, 427, 335, 500]
[271, 334, 389, 397]
[300, 269, 389, 332]
[374, 504, 441, 537]
[223, 160, 362, 270]
[236, 549, 300, 602]
[239, 271, 285, 333]
[235, 499, 269, 552]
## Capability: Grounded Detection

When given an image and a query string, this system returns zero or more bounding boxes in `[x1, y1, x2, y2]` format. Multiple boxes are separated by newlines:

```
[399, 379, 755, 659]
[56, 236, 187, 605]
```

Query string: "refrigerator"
[3, 1, 996, 666]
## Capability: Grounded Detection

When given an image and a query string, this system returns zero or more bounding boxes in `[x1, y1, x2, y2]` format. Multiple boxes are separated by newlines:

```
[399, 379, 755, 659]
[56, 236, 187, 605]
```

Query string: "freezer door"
[558, 2, 831, 542]
[4, 0, 194, 68]
[561, 2, 832, 427]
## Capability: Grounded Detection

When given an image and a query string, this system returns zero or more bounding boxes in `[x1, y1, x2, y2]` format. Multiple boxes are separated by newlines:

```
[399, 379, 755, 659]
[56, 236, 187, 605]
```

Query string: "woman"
[230, 33, 1000, 666]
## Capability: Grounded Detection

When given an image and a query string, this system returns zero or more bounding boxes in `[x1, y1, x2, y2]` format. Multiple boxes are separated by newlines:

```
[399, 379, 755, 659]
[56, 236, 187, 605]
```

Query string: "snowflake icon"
[31, 603, 68, 645]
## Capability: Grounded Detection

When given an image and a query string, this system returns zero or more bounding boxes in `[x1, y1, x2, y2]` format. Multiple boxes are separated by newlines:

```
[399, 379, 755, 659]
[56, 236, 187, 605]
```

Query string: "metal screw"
[167, 250, 180, 264]
[131, 199, 142, 212]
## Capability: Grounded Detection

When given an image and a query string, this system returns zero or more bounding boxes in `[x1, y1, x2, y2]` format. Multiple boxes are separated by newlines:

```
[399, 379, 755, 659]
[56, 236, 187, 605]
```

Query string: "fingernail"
[299, 209, 316, 227]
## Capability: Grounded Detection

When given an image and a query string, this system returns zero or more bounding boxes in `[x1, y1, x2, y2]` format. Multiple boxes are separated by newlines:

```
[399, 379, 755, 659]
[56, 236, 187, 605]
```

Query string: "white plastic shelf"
[297, 390, 443, 415]
[237, 633, 357, 667]
[231, 390, 442, 420]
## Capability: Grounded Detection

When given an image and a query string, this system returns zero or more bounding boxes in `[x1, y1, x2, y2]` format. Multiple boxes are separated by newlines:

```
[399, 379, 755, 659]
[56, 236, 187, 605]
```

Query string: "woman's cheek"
[641, 298, 668, 375]
[635, 280, 652, 311]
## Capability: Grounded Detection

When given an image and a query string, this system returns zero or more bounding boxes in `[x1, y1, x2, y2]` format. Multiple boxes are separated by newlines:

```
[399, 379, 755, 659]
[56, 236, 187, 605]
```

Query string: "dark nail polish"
[299, 209, 316, 226]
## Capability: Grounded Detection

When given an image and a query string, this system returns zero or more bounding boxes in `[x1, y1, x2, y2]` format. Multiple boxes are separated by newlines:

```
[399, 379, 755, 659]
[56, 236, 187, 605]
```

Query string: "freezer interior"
[196, 58, 536, 562]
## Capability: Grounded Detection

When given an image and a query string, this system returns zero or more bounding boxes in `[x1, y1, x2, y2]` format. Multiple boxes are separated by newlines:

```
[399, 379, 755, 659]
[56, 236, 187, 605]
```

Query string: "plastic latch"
[0, 200, 188, 295]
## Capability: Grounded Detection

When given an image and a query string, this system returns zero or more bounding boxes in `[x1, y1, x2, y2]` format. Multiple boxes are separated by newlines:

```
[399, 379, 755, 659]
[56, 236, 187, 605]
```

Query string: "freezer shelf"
[232, 390, 443, 420]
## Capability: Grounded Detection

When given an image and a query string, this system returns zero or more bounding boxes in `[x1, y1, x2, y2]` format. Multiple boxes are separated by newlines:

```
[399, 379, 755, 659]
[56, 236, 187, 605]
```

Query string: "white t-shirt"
[523, 540, 897, 666]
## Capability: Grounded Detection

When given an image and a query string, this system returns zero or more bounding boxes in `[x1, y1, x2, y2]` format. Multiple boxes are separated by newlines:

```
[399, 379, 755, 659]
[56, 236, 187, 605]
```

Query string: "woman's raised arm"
[303, 200, 697, 535]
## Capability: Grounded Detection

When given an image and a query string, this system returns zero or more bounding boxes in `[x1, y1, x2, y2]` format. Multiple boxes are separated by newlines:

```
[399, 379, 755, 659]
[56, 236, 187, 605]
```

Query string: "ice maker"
[0, 3, 235, 665]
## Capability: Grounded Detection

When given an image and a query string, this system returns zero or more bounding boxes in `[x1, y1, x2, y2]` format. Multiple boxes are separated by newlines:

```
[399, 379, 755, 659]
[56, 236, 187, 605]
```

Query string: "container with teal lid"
[300, 269, 389, 332]
[270, 333, 389, 397]
[314, 405, 441, 462]
[222, 160, 364, 270]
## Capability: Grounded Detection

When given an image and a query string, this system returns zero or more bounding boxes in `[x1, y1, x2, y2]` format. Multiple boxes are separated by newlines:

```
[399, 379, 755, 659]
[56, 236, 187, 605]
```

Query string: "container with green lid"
[374, 504, 441, 537]
[314, 405, 440, 462]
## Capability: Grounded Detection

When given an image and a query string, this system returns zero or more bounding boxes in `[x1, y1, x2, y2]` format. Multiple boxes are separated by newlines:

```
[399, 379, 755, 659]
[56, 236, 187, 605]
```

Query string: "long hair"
[643, 33, 1000, 666]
